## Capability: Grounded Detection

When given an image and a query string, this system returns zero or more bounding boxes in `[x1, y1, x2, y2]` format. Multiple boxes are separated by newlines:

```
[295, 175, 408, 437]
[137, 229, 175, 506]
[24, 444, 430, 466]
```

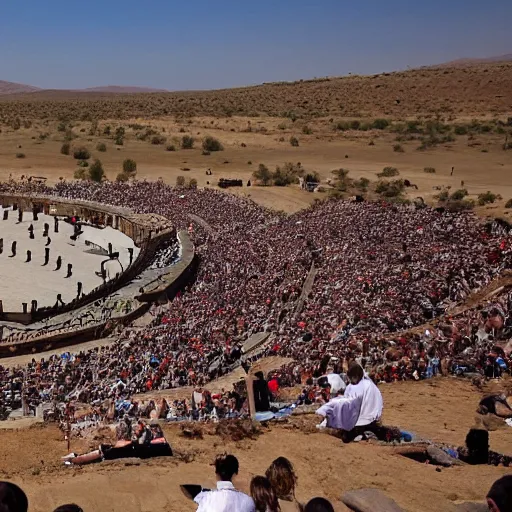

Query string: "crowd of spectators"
[0, 178, 511, 421]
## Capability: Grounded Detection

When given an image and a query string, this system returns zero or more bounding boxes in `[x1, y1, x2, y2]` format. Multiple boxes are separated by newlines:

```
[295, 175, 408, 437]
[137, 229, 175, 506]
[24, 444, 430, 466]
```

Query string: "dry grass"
[0, 63, 511, 122]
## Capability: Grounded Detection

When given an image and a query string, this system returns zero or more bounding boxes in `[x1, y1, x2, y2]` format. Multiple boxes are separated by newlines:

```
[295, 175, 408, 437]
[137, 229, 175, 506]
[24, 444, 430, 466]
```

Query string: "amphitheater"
[0, 192, 197, 357]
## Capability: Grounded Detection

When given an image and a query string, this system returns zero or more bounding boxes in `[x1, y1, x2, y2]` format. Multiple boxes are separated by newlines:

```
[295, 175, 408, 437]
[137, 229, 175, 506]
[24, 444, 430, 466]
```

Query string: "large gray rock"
[427, 446, 465, 466]
[341, 488, 404, 512]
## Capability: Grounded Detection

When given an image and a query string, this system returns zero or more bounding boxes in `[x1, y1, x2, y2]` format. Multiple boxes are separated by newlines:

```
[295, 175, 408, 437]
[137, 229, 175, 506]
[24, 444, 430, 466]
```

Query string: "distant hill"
[81, 86, 168, 93]
[432, 53, 512, 68]
[0, 80, 40, 95]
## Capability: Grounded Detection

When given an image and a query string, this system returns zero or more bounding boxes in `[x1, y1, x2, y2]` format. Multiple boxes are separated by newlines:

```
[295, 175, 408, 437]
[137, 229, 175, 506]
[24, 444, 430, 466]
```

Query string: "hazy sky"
[0, 0, 510, 90]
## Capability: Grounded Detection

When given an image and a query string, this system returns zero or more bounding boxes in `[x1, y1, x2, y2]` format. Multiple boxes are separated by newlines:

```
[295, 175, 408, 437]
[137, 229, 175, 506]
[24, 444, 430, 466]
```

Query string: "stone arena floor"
[0, 207, 139, 311]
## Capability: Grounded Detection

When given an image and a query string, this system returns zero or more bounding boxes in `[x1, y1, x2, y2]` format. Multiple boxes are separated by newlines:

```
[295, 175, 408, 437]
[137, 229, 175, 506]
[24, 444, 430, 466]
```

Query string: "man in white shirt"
[194, 454, 256, 512]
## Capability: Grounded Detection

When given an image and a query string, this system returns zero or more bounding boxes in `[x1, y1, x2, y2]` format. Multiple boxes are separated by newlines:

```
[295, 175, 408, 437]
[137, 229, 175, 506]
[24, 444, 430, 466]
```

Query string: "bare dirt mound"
[1, 378, 510, 512]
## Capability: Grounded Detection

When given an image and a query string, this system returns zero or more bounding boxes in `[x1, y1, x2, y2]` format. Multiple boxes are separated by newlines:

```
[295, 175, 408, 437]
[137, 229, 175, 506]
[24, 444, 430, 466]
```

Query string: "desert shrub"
[368, 140, 375, 146]
[116, 172, 130, 182]
[73, 147, 90, 160]
[115, 126, 125, 138]
[128, 123, 145, 130]
[57, 122, 67, 132]
[445, 199, 475, 212]
[123, 158, 137, 175]
[38, 132, 49, 140]
[423, 167, 436, 173]
[450, 189, 468, 201]
[406, 120, 421, 133]
[277, 122, 287, 130]
[74, 168, 87, 180]
[359, 122, 371, 131]
[454, 125, 468, 135]
[375, 179, 405, 198]
[181, 135, 194, 149]
[272, 166, 295, 186]
[503, 141, 512, 151]
[151, 135, 166, 145]
[393, 144, 404, 152]
[302, 125, 313, 134]
[335, 121, 350, 131]
[202, 136, 223, 152]
[350, 120, 361, 130]
[377, 166, 399, 178]
[166, 144, 176, 151]
[436, 190, 449, 202]
[114, 136, 124, 145]
[103, 125, 111, 136]
[176, 175, 186, 187]
[60, 143, 70, 155]
[96, 142, 107, 152]
[188, 178, 198, 189]
[77, 160, 89, 168]
[477, 191, 501, 206]
[355, 177, 370, 190]
[88, 159, 105, 182]
[290, 136, 299, 147]
[89, 120, 98, 135]
[372, 118, 390, 130]
[505, 199, 512, 209]
[253, 164, 272, 186]
[15, 152, 25, 159]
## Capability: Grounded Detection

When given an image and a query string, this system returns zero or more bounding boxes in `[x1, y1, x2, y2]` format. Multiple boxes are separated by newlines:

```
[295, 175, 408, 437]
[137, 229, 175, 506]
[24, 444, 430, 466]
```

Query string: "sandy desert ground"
[0, 377, 510, 512]
[0, 62, 511, 511]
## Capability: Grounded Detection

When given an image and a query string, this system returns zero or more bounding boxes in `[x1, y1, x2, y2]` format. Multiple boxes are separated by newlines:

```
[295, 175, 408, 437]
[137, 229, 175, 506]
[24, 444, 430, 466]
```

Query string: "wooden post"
[245, 375, 257, 419]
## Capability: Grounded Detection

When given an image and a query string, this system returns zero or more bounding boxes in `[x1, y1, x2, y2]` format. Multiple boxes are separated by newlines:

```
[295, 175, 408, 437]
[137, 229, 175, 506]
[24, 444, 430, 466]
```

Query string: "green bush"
[290, 136, 299, 147]
[151, 135, 166, 145]
[375, 179, 405, 197]
[74, 168, 87, 180]
[188, 178, 198, 189]
[436, 190, 449, 202]
[88, 159, 105, 183]
[372, 118, 390, 130]
[116, 172, 130, 182]
[393, 144, 404, 153]
[454, 125, 468, 135]
[73, 147, 91, 160]
[57, 122, 67, 132]
[60, 143, 70, 155]
[252, 164, 272, 186]
[335, 121, 350, 131]
[181, 135, 194, 149]
[114, 136, 124, 146]
[202, 136, 223, 152]
[96, 142, 107, 152]
[123, 158, 137, 175]
[176, 175, 186, 187]
[355, 177, 370, 190]
[450, 189, 468, 201]
[350, 120, 361, 130]
[423, 167, 436, 173]
[166, 144, 176, 151]
[377, 166, 399, 178]
[115, 126, 125, 138]
[103, 125, 111, 136]
[477, 191, 501, 206]
[505, 199, 512, 209]
[77, 160, 89, 168]
[272, 166, 295, 186]
[302, 125, 313, 134]
[445, 199, 475, 212]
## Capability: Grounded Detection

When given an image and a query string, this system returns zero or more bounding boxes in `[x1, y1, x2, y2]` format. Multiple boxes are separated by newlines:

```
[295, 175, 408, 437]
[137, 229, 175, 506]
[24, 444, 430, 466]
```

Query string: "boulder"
[427, 446, 465, 466]
[341, 488, 404, 512]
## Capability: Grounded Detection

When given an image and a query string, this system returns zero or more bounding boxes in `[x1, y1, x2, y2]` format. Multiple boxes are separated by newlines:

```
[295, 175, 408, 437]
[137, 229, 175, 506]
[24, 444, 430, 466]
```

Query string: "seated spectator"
[0, 482, 28, 512]
[487, 475, 512, 512]
[53, 505, 84, 512]
[304, 497, 334, 512]
[250, 476, 280, 512]
[265, 457, 302, 511]
[194, 454, 255, 512]
[342, 362, 383, 442]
